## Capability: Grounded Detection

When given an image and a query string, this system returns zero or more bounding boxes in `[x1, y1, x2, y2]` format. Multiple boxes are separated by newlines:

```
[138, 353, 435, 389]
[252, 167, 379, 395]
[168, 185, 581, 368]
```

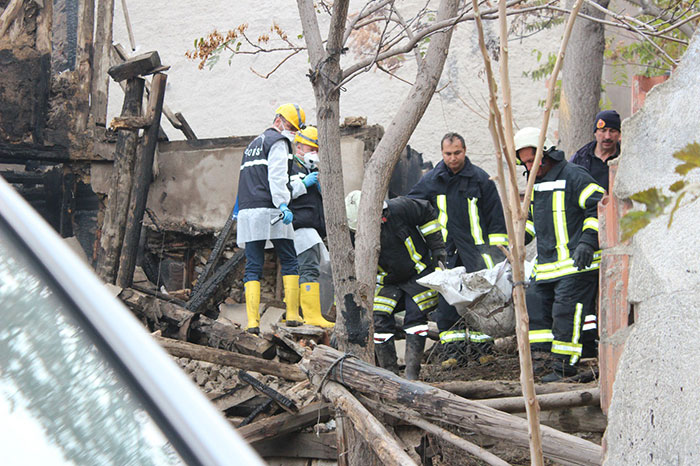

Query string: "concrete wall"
[90, 126, 382, 232]
[604, 32, 700, 465]
[106, 0, 564, 176]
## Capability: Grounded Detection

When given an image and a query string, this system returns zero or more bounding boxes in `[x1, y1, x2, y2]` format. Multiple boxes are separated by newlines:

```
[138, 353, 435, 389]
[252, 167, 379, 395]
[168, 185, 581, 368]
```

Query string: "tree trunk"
[354, 0, 460, 303]
[558, 0, 609, 157]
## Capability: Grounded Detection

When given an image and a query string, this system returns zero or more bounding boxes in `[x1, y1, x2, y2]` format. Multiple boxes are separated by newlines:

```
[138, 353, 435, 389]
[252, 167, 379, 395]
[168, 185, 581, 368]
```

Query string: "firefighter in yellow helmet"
[287, 126, 333, 328]
[237, 104, 306, 334]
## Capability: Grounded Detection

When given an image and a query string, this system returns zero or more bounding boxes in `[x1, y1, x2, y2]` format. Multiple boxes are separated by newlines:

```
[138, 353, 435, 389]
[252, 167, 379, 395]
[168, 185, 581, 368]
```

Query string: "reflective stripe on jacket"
[408, 159, 508, 272]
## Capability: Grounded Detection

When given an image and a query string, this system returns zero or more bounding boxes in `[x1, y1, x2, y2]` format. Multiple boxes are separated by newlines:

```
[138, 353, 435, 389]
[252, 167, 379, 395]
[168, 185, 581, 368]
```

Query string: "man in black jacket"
[345, 191, 445, 380]
[569, 110, 621, 191]
[408, 133, 508, 367]
[288, 126, 333, 328]
[514, 127, 604, 382]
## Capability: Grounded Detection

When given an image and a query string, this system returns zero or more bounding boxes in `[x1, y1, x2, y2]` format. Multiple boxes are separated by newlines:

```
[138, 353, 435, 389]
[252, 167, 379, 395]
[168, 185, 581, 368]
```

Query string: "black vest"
[237, 128, 292, 209]
[289, 159, 326, 237]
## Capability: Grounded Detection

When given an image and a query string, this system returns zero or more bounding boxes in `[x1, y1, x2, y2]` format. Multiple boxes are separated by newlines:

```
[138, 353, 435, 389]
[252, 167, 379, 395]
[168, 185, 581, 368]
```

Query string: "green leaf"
[670, 180, 686, 192]
[629, 188, 671, 215]
[621, 211, 652, 242]
[667, 191, 688, 227]
[673, 142, 700, 175]
[297, 33, 304, 39]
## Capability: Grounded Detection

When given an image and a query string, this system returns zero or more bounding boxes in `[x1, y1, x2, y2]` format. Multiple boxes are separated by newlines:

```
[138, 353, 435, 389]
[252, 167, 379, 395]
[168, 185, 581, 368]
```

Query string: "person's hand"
[432, 248, 447, 270]
[302, 172, 318, 188]
[279, 204, 294, 225]
[572, 243, 594, 270]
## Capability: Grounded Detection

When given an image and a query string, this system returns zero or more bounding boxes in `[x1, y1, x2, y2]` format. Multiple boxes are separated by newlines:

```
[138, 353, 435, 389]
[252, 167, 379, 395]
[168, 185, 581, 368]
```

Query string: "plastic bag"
[417, 260, 533, 338]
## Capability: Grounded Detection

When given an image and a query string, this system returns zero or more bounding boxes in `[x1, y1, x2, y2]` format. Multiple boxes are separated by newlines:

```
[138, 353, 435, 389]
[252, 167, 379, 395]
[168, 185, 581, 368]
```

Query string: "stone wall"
[604, 32, 700, 465]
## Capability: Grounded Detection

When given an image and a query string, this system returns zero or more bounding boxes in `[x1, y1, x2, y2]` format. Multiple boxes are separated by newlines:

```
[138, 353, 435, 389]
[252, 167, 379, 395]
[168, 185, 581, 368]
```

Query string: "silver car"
[0, 176, 264, 466]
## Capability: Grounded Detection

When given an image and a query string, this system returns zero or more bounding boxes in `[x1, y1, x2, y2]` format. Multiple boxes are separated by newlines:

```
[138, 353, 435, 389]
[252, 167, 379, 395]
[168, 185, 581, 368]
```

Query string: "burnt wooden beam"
[430, 380, 596, 400]
[307, 345, 602, 466]
[109, 116, 152, 130]
[186, 250, 245, 317]
[91, 0, 115, 127]
[95, 78, 144, 283]
[239, 370, 299, 414]
[251, 432, 337, 460]
[237, 402, 332, 443]
[108, 51, 164, 82]
[189, 209, 236, 297]
[120, 287, 276, 359]
[117, 72, 167, 288]
[0, 143, 70, 163]
[155, 336, 305, 382]
[238, 399, 274, 427]
[174, 112, 197, 140]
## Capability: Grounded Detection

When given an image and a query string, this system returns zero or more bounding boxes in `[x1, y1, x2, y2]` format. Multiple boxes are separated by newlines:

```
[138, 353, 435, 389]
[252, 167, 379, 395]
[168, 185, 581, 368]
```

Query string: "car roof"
[0, 175, 264, 466]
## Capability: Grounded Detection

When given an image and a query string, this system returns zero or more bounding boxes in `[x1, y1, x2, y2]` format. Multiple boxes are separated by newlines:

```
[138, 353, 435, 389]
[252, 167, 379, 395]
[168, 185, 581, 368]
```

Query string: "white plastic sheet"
[417, 260, 534, 338]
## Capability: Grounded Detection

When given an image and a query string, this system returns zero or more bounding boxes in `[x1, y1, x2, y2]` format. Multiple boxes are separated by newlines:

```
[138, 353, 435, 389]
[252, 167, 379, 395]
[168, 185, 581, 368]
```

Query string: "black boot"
[531, 350, 555, 376]
[541, 358, 578, 382]
[404, 334, 426, 380]
[375, 340, 400, 375]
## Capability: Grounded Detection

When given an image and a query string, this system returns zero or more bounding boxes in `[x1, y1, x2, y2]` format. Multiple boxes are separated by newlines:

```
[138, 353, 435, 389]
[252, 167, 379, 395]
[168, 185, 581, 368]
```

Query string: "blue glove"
[302, 172, 318, 188]
[279, 203, 293, 225]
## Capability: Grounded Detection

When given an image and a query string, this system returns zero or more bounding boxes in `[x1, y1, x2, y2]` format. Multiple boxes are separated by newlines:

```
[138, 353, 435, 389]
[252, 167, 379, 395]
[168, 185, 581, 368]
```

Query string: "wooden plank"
[108, 51, 162, 82]
[0, 0, 23, 38]
[479, 388, 601, 413]
[109, 115, 152, 130]
[0, 142, 70, 163]
[155, 336, 305, 382]
[308, 345, 602, 466]
[116, 72, 167, 288]
[75, 0, 95, 132]
[91, 0, 115, 126]
[94, 78, 144, 283]
[210, 385, 257, 412]
[174, 112, 197, 140]
[431, 379, 597, 400]
[237, 401, 332, 444]
[252, 432, 337, 460]
[119, 287, 276, 359]
[320, 380, 418, 466]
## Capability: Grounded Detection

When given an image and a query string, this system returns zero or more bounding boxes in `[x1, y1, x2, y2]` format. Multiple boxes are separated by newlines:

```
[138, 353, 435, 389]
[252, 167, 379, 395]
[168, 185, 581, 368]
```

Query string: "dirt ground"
[417, 344, 602, 466]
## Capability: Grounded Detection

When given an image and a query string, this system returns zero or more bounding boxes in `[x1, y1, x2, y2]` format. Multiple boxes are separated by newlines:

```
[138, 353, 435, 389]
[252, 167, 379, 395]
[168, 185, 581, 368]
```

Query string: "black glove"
[572, 243, 594, 270]
[432, 248, 447, 270]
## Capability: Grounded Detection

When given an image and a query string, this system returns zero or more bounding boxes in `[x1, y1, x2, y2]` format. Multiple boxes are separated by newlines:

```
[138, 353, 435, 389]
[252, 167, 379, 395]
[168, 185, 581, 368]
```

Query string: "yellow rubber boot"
[283, 275, 302, 327]
[301, 282, 334, 328]
[244, 280, 261, 334]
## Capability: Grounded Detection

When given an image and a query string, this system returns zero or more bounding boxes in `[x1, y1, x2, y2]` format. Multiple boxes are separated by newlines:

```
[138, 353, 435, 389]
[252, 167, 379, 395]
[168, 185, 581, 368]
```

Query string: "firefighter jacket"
[289, 159, 326, 238]
[525, 151, 605, 282]
[408, 159, 508, 272]
[237, 128, 293, 210]
[377, 197, 445, 286]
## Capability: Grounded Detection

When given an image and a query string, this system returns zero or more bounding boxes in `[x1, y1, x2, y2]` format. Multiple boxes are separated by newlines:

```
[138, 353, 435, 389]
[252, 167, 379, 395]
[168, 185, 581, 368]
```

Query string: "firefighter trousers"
[527, 271, 598, 365]
[373, 276, 438, 344]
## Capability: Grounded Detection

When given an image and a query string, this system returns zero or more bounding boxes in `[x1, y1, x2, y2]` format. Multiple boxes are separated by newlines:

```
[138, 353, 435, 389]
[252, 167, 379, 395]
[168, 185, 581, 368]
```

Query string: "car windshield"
[0, 225, 184, 466]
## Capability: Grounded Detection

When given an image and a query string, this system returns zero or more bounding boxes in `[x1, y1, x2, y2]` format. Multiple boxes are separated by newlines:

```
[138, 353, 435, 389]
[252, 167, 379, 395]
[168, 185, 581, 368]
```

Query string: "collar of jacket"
[538, 156, 567, 182]
[435, 158, 475, 181]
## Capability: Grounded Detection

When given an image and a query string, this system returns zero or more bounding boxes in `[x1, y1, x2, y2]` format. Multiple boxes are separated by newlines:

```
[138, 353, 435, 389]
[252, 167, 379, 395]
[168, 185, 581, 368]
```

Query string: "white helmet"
[345, 190, 361, 231]
[514, 127, 555, 153]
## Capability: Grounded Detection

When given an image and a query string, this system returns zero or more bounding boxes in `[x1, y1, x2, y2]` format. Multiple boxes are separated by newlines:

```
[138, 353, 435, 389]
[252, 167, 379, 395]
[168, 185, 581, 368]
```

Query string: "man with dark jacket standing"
[237, 103, 305, 334]
[570, 110, 621, 191]
[345, 191, 445, 380]
[288, 126, 333, 328]
[408, 133, 508, 367]
[514, 127, 604, 382]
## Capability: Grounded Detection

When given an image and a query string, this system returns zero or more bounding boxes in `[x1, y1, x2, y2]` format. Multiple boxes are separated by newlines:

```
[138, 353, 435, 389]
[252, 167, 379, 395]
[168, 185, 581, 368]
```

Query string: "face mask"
[281, 130, 296, 142]
[302, 151, 319, 171]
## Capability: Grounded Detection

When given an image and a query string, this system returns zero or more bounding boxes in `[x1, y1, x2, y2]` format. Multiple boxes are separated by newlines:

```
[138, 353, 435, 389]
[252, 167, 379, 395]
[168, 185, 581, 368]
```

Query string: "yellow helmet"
[275, 103, 306, 130]
[294, 125, 318, 148]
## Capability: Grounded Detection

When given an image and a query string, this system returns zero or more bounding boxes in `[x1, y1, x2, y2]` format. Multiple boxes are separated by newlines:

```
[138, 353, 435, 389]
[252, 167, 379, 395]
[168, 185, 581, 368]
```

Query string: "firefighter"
[345, 191, 445, 380]
[237, 103, 306, 334]
[514, 127, 604, 382]
[288, 126, 334, 328]
[408, 133, 508, 367]
[570, 110, 622, 191]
